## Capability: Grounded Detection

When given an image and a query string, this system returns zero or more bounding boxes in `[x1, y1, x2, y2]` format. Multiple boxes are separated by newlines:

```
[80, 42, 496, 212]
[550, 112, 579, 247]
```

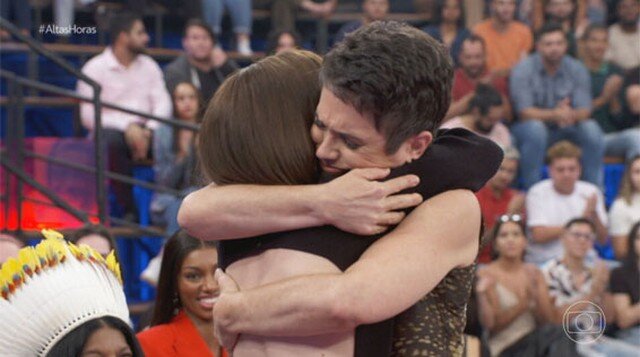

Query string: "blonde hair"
[546, 140, 582, 165]
[618, 156, 640, 205]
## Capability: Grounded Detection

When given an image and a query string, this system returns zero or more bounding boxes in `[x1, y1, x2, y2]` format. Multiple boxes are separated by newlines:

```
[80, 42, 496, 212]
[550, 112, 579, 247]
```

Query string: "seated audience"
[0, 0, 30, 40]
[609, 156, 640, 258]
[68, 223, 118, 258]
[266, 29, 302, 54]
[581, 24, 640, 162]
[607, 0, 640, 71]
[137, 231, 227, 357]
[510, 23, 604, 189]
[202, 0, 253, 56]
[0, 230, 142, 356]
[151, 82, 203, 237]
[473, 0, 533, 75]
[476, 216, 556, 356]
[447, 35, 511, 120]
[164, 19, 239, 104]
[77, 13, 172, 220]
[475, 146, 525, 264]
[610, 221, 640, 346]
[441, 84, 511, 146]
[423, 0, 470, 67]
[542, 219, 639, 355]
[0, 233, 23, 266]
[526, 141, 607, 265]
[335, 0, 389, 43]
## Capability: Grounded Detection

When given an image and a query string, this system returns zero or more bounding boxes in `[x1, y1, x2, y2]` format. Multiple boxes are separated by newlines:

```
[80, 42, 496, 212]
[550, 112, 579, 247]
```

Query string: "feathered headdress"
[0, 229, 129, 356]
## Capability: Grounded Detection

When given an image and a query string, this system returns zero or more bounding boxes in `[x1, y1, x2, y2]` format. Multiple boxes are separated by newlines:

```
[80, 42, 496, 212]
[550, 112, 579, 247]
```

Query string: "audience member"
[447, 35, 511, 120]
[202, 0, 254, 56]
[476, 216, 556, 356]
[164, 19, 239, 104]
[423, 0, 470, 66]
[580, 24, 640, 163]
[473, 0, 533, 75]
[525, 141, 607, 265]
[335, 0, 388, 43]
[610, 156, 640, 258]
[77, 13, 172, 220]
[68, 223, 118, 258]
[253, 0, 338, 33]
[0, 233, 23, 266]
[475, 146, 525, 264]
[510, 23, 604, 189]
[151, 82, 203, 237]
[542, 218, 639, 356]
[542, 0, 581, 55]
[610, 221, 640, 346]
[581, 24, 624, 130]
[607, 0, 640, 71]
[0, 230, 141, 356]
[137, 231, 227, 357]
[266, 29, 302, 54]
[441, 84, 511, 146]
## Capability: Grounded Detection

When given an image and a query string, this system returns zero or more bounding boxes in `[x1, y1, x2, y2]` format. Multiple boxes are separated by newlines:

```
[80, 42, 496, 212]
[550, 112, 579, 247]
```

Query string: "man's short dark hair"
[469, 84, 503, 115]
[320, 21, 453, 154]
[535, 22, 566, 43]
[462, 33, 486, 50]
[565, 217, 596, 232]
[109, 12, 142, 45]
[581, 23, 608, 41]
[183, 18, 215, 42]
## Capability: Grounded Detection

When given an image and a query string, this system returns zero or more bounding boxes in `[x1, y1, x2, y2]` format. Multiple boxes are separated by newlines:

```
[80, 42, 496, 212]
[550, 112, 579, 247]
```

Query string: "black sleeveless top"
[218, 128, 503, 356]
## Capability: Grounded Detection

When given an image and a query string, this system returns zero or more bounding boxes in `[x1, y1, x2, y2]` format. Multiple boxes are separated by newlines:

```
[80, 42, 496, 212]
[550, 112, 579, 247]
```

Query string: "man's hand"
[300, 0, 337, 18]
[213, 269, 241, 352]
[582, 193, 597, 218]
[319, 168, 423, 235]
[212, 46, 228, 68]
[554, 98, 575, 127]
[124, 123, 152, 161]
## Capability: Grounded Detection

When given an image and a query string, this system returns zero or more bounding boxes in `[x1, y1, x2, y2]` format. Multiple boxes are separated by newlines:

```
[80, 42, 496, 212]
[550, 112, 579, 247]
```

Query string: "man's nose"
[315, 135, 339, 162]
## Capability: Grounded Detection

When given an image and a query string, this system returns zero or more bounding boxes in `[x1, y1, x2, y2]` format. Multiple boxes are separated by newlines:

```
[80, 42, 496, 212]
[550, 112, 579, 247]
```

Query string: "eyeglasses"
[567, 231, 596, 241]
[498, 214, 522, 223]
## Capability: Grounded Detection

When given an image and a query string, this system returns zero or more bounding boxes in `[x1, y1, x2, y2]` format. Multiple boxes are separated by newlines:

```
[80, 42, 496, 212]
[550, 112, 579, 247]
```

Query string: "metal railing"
[0, 17, 198, 239]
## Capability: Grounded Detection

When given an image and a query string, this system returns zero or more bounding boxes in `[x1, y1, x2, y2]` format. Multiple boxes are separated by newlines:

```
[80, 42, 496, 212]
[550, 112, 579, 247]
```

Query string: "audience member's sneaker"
[140, 251, 163, 287]
[238, 39, 253, 57]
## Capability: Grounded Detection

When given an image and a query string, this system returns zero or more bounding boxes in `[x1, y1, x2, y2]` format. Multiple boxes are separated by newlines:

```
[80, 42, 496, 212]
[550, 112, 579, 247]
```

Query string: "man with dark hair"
[442, 84, 511, 147]
[510, 23, 604, 190]
[581, 24, 640, 163]
[77, 12, 171, 220]
[447, 35, 511, 120]
[181, 21, 501, 356]
[608, 0, 640, 71]
[163, 18, 239, 103]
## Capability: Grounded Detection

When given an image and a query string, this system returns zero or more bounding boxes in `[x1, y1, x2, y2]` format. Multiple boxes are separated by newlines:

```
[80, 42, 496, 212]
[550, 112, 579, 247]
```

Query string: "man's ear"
[406, 131, 433, 160]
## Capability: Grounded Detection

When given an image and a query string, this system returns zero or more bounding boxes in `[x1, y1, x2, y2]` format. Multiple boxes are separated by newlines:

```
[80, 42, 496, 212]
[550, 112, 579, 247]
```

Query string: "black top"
[218, 128, 504, 356]
[610, 263, 640, 328]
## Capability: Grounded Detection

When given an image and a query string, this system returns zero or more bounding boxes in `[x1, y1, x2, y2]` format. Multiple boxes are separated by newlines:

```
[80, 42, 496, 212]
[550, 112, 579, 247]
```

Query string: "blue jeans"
[605, 128, 640, 161]
[202, 0, 252, 35]
[511, 119, 605, 189]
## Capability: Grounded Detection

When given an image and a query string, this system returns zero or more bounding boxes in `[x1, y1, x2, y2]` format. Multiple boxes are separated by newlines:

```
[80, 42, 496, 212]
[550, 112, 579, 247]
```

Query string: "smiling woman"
[137, 231, 227, 357]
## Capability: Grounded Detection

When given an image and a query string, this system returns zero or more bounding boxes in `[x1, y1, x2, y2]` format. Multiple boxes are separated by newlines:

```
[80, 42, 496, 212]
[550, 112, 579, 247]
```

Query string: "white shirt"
[526, 179, 608, 265]
[609, 193, 640, 237]
[606, 24, 640, 70]
[76, 47, 172, 133]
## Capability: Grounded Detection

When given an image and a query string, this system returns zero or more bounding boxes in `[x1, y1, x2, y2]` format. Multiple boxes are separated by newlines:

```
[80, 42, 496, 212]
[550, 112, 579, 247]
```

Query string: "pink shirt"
[77, 47, 171, 133]
[440, 116, 512, 147]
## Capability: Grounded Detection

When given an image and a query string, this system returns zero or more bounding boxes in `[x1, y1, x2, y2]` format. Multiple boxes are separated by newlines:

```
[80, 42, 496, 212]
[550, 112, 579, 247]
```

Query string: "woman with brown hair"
[609, 156, 640, 259]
